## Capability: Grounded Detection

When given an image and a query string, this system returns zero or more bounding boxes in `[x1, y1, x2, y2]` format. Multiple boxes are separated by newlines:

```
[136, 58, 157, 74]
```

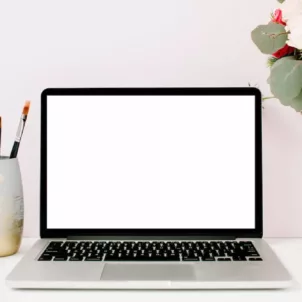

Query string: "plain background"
[0, 0, 302, 237]
[47, 96, 255, 229]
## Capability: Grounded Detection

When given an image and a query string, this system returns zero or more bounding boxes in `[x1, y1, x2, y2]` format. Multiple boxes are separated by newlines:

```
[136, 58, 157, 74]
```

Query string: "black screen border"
[41, 87, 262, 238]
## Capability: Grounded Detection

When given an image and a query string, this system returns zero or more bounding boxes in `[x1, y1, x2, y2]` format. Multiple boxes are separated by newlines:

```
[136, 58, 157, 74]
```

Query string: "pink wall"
[263, 100, 302, 237]
[0, 0, 301, 237]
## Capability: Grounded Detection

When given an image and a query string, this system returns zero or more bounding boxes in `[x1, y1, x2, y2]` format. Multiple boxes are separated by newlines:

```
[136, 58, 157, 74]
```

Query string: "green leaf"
[289, 90, 302, 111]
[267, 56, 279, 67]
[277, 0, 284, 3]
[268, 56, 302, 101]
[251, 22, 287, 54]
[280, 90, 302, 112]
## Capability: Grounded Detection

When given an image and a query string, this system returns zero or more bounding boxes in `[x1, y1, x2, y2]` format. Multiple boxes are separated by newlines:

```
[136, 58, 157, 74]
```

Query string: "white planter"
[0, 156, 23, 257]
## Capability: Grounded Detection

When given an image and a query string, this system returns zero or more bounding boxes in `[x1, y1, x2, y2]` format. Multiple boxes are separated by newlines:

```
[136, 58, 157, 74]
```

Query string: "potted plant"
[251, 0, 302, 111]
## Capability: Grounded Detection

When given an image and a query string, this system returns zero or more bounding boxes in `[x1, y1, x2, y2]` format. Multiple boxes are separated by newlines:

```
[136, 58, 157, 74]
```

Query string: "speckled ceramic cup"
[0, 156, 24, 257]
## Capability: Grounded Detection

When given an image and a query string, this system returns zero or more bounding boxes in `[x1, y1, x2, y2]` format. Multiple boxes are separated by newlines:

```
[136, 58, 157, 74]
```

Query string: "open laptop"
[6, 88, 292, 289]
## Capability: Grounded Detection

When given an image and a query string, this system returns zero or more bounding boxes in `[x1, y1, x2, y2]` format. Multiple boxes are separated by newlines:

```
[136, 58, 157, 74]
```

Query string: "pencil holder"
[0, 156, 24, 257]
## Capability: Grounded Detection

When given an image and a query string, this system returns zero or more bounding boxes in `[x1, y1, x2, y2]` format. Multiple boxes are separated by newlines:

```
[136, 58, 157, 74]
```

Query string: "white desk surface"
[1, 238, 302, 301]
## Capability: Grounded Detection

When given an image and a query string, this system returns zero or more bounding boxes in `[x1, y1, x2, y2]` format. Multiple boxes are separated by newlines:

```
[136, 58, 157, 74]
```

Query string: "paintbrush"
[10, 101, 31, 158]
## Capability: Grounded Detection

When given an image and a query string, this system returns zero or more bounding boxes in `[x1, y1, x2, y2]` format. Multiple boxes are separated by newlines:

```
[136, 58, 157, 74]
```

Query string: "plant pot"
[0, 156, 24, 257]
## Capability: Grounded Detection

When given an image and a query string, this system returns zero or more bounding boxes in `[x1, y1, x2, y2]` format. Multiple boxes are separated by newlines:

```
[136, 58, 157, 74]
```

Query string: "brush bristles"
[22, 101, 31, 115]
[0, 116, 2, 128]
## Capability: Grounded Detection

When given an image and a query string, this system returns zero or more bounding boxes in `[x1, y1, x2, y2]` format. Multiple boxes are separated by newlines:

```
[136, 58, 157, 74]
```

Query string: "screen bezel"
[41, 87, 263, 238]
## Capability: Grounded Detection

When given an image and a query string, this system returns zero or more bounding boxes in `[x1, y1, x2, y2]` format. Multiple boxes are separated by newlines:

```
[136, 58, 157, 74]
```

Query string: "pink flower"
[272, 9, 287, 26]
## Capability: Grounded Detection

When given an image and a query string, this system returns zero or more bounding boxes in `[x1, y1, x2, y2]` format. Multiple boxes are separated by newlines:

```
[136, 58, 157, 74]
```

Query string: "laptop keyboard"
[38, 241, 262, 262]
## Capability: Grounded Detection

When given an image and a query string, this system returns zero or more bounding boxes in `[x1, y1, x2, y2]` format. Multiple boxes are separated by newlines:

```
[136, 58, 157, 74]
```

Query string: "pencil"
[10, 101, 31, 158]
[0, 116, 2, 156]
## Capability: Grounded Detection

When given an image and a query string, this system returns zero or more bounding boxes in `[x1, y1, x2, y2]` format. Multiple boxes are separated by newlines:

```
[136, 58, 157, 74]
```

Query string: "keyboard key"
[85, 256, 103, 261]
[249, 258, 263, 261]
[202, 257, 215, 261]
[48, 241, 63, 247]
[217, 250, 225, 257]
[151, 257, 180, 261]
[105, 256, 123, 261]
[40, 253, 52, 257]
[247, 252, 260, 256]
[38, 255, 52, 261]
[182, 257, 199, 261]
[45, 249, 60, 254]
[69, 256, 83, 261]
[53, 256, 67, 261]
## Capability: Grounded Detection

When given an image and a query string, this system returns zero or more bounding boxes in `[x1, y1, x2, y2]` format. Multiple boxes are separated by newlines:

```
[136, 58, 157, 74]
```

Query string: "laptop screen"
[46, 95, 255, 230]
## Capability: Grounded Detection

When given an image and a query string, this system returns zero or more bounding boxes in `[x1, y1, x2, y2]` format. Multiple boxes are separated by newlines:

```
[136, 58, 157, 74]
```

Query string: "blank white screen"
[47, 95, 255, 229]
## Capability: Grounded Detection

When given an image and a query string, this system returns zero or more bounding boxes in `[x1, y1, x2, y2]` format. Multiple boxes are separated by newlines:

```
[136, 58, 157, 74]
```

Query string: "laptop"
[6, 87, 292, 289]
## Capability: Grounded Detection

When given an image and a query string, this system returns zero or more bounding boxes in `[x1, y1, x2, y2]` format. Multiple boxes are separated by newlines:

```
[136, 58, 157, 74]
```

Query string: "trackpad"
[101, 264, 196, 281]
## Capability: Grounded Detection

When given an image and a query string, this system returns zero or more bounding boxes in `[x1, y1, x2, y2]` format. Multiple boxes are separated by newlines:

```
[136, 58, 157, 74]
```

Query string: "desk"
[1, 238, 301, 301]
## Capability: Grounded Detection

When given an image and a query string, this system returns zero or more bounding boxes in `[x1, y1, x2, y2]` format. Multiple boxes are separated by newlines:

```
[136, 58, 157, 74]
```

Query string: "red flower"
[272, 9, 286, 26]
[272, 44, 295, 58]
[271, 8, 295, 58]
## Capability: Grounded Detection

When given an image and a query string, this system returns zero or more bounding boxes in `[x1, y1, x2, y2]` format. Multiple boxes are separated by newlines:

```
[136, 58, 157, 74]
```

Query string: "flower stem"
[262, 96, 275, 101]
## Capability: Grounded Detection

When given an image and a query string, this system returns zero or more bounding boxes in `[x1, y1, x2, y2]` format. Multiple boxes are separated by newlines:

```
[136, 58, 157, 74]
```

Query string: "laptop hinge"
[67, 235, 237, 240]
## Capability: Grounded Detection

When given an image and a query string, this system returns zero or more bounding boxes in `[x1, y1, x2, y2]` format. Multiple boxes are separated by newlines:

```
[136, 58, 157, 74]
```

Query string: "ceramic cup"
[0, 156, 24, 257]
